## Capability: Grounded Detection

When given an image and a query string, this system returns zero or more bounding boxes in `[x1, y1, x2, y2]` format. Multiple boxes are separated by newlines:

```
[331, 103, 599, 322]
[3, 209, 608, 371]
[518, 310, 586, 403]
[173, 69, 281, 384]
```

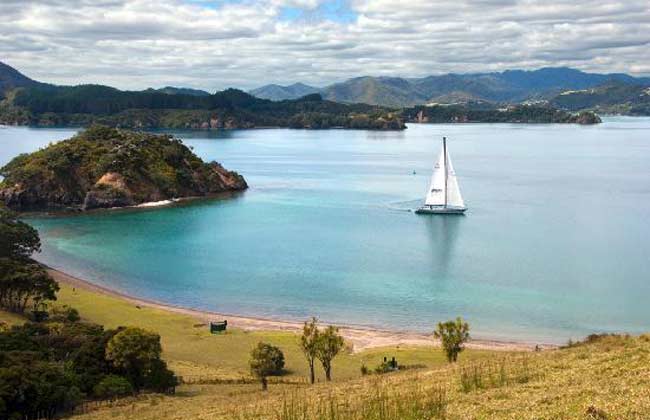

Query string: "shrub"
[93, 375, 133, 399]
[360, 363, 369, 376]
[48, 305, 81, 323]
[144, 359, 178, 393]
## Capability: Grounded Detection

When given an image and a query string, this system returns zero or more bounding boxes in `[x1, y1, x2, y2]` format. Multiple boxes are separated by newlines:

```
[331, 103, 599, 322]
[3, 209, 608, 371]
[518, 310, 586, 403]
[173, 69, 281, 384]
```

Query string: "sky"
[1, 0, 649, 91]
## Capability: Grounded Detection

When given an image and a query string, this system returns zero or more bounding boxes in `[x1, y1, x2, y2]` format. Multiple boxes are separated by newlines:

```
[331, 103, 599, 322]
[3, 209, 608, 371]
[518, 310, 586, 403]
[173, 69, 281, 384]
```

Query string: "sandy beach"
[48, 268, 556, 353]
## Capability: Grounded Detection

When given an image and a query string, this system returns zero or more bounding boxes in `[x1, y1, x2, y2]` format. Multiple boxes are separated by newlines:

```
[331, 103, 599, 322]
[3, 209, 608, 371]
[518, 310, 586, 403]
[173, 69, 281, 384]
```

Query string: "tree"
[300, 317, 320, 384]
[249, 342, 284, 390]
[0, 206, 40, 259]
[0, 205, 58, 314]
[315, 325, 345, 381]
[105, 327, 162, 390]
[434, 317, 470, 362]
[0, 258, 59, 313]
[144, 359, 178, 393]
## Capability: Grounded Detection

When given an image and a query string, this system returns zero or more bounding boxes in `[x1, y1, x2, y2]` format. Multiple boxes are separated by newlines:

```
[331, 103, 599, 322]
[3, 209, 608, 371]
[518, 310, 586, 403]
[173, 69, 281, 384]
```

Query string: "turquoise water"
[1, 119, 649, 344]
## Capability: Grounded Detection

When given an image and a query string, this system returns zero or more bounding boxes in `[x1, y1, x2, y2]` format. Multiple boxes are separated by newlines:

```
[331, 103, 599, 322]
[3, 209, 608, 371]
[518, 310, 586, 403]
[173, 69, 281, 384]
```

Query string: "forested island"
[403, 104, 601, 124]
[0, 126, 247, 211]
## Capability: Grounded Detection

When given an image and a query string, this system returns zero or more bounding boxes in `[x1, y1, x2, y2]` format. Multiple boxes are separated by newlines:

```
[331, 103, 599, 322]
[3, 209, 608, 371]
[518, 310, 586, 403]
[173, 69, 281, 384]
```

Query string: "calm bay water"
[1, 119, 649, 344]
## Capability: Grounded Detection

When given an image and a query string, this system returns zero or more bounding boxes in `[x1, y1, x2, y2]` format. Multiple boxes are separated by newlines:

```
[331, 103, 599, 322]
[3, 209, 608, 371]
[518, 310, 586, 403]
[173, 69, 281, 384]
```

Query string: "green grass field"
[53, 283, 501, 381]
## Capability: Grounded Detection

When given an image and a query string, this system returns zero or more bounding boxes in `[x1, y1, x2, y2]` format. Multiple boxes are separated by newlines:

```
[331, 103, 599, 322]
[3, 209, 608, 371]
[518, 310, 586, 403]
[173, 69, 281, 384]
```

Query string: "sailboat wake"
[384, 199, 422, 213]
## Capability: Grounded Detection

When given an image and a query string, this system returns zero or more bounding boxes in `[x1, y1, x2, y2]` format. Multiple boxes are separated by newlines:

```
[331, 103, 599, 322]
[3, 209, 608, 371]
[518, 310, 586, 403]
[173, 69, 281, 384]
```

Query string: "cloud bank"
[1, 0, 649, 91]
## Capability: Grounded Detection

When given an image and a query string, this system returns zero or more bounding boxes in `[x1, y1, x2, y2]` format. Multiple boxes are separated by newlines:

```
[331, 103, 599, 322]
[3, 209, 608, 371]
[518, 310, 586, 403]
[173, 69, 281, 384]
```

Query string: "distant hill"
[251, 67, 650, 109]
[0, 61, 406, 130]
[150, 86, 211, 96]
[323, 76, 425, 108]
[0, 82, 405, 130]
[0, 62, 46, 98]
[550, 82, 650, 115]
[249, 83, 320, 101]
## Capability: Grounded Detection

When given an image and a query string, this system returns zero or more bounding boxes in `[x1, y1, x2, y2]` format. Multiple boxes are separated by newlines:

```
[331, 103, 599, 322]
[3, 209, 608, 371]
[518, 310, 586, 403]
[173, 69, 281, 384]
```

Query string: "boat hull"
[415, 205, 466, 215]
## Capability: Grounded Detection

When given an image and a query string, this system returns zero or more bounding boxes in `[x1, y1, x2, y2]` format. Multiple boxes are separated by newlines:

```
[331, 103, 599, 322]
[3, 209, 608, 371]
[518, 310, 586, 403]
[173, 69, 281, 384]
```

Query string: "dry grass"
[69, 334, 650, 419]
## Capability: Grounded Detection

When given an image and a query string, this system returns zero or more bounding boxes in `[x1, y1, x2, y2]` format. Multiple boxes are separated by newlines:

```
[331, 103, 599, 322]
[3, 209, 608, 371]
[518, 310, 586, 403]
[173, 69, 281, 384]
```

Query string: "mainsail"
[424, 151, 446, 206]
[423, 139, 465, 208]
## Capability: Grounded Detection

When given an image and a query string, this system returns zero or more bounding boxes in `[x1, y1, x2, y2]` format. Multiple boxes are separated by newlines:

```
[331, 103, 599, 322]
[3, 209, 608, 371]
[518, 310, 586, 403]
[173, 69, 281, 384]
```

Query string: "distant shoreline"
[47, 268, 557, 353]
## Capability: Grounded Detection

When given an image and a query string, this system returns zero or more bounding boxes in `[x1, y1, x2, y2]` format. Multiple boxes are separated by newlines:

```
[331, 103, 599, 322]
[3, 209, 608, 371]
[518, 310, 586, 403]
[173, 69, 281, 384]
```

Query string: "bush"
[360, 363, 369, 376]
[93, 375, 133, 399]
[249, 342, 285, 390]
[144, 359, 178, 393]
[48, 306, 81, 323]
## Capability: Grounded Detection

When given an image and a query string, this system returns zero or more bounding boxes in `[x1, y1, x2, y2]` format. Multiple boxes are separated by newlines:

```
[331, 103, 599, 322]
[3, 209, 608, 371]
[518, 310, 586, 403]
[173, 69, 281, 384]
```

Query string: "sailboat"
[415, 137, 467, 214]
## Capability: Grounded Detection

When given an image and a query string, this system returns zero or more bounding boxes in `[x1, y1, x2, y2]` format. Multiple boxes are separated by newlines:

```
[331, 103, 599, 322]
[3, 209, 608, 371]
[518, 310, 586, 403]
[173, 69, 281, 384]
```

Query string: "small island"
[0, 125, 247, 211]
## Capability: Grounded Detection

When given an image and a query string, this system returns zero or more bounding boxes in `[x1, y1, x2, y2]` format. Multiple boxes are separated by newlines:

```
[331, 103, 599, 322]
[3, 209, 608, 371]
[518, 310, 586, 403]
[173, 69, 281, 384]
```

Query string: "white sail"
[424, 150, 446, 206]
[445, 153, 465, 208]
[422, 140, 465, 209]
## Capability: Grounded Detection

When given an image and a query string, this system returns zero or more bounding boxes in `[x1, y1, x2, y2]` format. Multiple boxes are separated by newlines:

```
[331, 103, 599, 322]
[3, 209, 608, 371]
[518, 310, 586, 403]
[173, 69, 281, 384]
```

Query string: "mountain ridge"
[250, 67, 650, 108]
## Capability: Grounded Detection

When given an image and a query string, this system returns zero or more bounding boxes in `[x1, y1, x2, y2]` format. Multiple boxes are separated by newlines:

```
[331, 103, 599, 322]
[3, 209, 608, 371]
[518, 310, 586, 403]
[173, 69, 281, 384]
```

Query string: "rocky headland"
[0, 125, 247, 211]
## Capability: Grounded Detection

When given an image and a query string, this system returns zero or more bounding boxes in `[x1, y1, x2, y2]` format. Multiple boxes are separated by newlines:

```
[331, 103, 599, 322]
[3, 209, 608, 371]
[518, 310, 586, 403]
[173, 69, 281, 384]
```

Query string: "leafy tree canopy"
[434, 317, 470, 363]
[249, 342, 285, 390]
[0, 205, 40, 258]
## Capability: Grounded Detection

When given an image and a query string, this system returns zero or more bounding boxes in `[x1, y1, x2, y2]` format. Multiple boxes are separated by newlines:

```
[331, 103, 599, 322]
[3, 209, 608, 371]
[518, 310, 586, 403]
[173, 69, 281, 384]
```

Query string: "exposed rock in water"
[571, 111, 602, 125]
[0, 125, 247, 211]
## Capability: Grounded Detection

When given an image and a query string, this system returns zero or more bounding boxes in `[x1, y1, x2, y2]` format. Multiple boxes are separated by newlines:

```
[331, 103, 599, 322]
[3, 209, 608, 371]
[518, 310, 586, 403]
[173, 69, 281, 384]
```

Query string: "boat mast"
[443, 136, 448, 208]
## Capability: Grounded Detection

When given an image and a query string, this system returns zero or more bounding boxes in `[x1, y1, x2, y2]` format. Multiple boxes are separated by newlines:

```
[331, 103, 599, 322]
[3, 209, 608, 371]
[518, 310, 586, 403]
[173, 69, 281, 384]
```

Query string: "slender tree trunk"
[309, 359, 315, 384]
[325, 363, 331, 381]
[261, 376, 268, 391]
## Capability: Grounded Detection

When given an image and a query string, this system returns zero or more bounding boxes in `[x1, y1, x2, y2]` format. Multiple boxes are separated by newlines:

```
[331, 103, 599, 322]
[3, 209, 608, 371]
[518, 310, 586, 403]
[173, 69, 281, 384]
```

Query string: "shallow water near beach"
[2, 118, 650, 344]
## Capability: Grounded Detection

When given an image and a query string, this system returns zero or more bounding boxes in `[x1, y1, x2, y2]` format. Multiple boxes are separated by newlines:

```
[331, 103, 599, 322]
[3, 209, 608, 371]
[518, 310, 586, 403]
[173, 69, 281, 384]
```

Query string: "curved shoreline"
[48, 268, 557, 353]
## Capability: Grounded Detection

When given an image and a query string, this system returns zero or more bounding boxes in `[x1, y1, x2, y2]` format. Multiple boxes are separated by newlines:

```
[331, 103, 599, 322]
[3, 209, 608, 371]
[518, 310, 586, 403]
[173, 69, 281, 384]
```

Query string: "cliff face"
[0, 125, 247, 211]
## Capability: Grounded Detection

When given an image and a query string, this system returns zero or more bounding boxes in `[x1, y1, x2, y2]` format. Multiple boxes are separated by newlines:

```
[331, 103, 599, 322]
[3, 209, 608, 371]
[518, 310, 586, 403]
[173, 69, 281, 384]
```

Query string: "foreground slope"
[72, 334, 649, 419]
[2, 269, 642, 418]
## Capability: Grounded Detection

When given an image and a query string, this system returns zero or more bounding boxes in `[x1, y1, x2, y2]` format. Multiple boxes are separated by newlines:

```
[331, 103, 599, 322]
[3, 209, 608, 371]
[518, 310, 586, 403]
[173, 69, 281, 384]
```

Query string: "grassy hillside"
[3, 278, 646, 418]
[69, 332, 649, 419]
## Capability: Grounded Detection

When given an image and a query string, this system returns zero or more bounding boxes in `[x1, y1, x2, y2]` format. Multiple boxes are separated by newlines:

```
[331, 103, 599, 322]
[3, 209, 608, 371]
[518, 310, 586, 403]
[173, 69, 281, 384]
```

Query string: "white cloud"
[0, 0, 648, 90]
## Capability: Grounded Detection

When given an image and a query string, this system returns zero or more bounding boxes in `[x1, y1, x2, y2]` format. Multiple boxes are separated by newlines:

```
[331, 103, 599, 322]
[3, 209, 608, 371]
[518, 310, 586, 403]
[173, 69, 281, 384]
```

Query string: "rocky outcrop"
[82, 172, 135, 210]
[0, 126, 248, 212]
[571, 111, 602, 125]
